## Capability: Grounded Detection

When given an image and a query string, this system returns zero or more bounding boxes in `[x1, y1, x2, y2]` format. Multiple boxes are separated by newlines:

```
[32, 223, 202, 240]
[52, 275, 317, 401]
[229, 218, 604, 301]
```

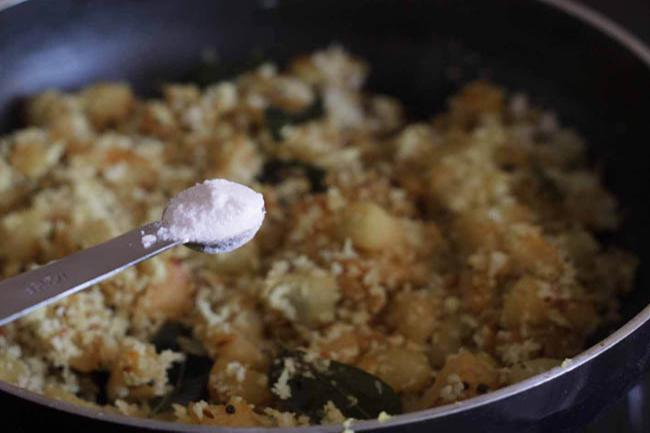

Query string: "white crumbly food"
[0, 47, 638, 427]
[141, 179, 265, 248]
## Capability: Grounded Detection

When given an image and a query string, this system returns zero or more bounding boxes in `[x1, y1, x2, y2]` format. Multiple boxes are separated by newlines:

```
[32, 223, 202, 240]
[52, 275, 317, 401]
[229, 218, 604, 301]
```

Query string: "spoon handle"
[0, 221, 179, 327]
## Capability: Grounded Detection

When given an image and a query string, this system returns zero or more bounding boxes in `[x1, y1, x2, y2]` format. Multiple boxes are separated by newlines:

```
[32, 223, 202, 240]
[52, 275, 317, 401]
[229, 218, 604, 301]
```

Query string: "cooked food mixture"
[0, 47, 638, 427]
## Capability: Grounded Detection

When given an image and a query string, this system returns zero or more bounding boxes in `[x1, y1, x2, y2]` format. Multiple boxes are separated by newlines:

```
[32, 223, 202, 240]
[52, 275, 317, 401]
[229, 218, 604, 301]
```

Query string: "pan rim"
[0, 0, 649, 431]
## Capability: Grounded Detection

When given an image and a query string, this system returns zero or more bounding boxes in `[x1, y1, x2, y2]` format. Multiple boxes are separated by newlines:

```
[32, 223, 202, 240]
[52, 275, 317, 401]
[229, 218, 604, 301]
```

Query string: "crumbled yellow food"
[0, 46, 637, 426]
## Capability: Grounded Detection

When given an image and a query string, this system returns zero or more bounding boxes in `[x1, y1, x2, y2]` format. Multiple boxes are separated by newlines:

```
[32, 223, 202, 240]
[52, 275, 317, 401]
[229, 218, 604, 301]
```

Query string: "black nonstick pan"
[1, 0, 649, 432]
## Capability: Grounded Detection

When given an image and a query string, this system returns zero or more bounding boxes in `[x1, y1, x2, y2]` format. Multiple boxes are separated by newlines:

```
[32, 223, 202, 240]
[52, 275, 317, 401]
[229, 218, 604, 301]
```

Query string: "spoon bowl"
[185, 228, 259, 254]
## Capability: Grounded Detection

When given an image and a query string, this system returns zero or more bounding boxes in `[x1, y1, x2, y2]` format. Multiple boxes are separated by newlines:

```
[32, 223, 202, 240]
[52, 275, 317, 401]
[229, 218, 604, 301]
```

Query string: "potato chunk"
[419, 351, 498, 407]
[386, 290, 440, 343]
[106, 338, 182, 402]
[9, 129, 64, 179]
[265, 273, 340, 328]
[136, 259, 195, 320]
[82, 83, 134, 129]
[357, 347, 432, 393]
[501, 276, 552, 330]
[339, 202, 402, 252]
[208, 359, 272, 406]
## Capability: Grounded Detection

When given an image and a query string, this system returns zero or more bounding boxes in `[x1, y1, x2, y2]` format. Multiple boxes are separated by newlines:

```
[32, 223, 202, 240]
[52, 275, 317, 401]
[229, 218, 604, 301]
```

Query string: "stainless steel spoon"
[0, 221, 252, 327]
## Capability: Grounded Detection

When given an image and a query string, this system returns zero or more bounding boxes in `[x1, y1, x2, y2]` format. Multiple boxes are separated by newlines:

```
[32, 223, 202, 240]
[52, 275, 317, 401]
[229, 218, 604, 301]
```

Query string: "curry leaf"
[265, 107, 294, 142]
[257, 159, 326, 193]
[186, 51, 268, 87]
[264, 97, 324, 141]
[151, 321, 188, 352]
[268, 350, 402, 421]
[150, 322, 212, 414]
[90, 370, 110, 405]
[150, 354, 212, 414]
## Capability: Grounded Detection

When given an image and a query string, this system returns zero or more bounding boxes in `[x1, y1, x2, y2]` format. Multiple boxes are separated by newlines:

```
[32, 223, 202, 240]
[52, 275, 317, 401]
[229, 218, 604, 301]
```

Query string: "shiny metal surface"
[0, 222, 180, 326]
[186, 227, 261, 254]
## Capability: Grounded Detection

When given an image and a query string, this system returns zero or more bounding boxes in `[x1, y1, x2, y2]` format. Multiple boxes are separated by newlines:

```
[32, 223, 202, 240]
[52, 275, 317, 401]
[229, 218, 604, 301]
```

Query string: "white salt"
[141, 234, 157, 248]
[141, 179, 265, 250]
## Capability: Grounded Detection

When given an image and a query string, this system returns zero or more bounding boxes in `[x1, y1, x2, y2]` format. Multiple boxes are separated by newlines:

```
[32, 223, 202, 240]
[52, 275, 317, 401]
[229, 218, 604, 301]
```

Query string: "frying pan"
[1, 0, 649, 432]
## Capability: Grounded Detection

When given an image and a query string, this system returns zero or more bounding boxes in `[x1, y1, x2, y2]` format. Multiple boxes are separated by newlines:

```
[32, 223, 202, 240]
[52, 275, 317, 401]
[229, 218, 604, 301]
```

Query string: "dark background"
[580, 0, 649, 42]
[578, 2, 649, 432]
